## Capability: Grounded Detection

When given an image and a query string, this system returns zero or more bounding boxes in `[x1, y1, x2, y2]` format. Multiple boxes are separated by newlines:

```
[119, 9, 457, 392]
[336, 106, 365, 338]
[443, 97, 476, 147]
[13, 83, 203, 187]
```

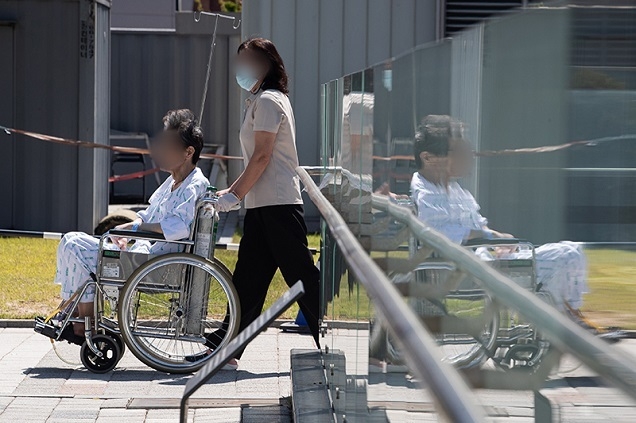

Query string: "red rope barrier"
[108, 168, 162, 183]
[1, 126, 244, 161]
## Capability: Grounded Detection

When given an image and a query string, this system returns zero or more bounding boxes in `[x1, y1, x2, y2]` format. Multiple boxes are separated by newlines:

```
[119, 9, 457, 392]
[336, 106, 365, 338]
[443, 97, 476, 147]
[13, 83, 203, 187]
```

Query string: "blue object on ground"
[294, 310, 308, 327]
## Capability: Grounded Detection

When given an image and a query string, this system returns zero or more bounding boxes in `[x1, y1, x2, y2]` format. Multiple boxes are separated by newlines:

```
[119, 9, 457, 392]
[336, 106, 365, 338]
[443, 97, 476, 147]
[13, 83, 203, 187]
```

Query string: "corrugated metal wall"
[0, 1, 442, 232]
[110, 15, 241, 194]
[110, 0, 175, 30]
[0, 0, 110, 233]
[242, 0, 438, 168]
[111, 33, 230, 145]
[241, 0, 439, 227]
[0, 21, 15, 228]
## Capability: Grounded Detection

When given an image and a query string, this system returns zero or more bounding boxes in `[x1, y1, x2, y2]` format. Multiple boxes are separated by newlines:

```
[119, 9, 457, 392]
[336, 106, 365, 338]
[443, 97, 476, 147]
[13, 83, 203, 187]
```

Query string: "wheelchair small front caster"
[102, 325, 126, 357]
[80, 334, 121, 374]
[320, 323, 328, 337]
[110, 333, 126, 357]
[502, 343, 545, 371]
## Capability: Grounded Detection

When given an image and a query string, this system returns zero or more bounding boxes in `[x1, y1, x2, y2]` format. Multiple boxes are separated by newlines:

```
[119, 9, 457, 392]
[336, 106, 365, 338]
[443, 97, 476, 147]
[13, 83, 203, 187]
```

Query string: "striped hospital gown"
[410, 172, 588, 311]
[55, 167, 209, 302]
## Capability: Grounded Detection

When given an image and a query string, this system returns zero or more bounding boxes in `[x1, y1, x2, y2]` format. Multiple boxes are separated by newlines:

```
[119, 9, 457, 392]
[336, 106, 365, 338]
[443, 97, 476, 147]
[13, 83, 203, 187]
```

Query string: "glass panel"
[317, 5, 636, 419]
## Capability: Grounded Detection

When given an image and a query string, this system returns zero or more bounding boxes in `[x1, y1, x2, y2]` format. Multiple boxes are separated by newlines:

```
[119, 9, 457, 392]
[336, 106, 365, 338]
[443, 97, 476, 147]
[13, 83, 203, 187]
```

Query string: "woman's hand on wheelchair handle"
[216, 192, 241, 212]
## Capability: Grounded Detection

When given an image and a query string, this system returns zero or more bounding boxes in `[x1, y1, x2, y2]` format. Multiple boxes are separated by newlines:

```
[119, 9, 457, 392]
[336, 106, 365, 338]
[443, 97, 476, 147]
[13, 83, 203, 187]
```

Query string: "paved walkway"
[340, 328, 636, 422]
[1, 327, 635, 422]
[0, 327, 315, 422]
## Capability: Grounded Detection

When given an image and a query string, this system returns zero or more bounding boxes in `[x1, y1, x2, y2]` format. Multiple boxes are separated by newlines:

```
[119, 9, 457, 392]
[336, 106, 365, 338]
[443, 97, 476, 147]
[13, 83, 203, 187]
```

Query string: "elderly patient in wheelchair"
[50, 109, 209, 344]
[410, 115, 589, 322]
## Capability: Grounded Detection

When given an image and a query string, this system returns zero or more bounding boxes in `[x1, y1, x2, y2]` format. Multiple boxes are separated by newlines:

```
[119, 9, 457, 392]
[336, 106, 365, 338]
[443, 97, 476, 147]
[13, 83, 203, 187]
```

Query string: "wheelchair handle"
[463, 237, 529, 247]
[108, 229, 166, 240]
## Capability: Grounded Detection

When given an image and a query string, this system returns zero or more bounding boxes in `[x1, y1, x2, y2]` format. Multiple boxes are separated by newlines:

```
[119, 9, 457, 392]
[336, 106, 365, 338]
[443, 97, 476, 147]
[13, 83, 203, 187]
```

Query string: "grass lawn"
[582, 248, 636, 329]
[0, 237, 634, 328]
[0, 234, 368, 321]
[0, 237, 61, 319]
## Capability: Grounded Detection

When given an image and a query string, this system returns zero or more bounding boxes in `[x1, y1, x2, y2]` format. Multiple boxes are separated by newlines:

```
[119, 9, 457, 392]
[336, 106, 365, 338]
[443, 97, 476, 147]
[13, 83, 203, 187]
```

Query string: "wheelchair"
[34, 190, 240, 374]
[373, 235, 555, 373]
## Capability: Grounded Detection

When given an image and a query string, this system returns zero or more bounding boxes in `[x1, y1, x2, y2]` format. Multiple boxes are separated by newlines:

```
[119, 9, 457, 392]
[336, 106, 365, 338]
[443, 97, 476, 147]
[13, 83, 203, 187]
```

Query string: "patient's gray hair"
[422, 115, 464, 140]
[413, 115, 465, 168]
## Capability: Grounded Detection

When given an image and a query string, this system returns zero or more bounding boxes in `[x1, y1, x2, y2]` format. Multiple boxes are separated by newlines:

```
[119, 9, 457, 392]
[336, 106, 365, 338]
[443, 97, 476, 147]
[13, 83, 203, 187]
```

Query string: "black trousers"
[209, 204, 321, 359]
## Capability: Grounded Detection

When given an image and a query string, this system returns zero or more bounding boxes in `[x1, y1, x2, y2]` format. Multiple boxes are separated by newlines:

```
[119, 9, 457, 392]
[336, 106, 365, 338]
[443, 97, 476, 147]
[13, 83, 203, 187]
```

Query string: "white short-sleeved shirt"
[240, 89, 303, 209]
[136, 167, 209, 253]
[410, 172, 488, 244]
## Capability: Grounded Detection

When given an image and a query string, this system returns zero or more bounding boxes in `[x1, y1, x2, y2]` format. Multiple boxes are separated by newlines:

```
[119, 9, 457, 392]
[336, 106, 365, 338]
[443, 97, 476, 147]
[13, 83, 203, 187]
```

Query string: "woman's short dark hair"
[162, 109, 204, 164]
[413, 115, 464, 168]
[238, 37, 289, 94]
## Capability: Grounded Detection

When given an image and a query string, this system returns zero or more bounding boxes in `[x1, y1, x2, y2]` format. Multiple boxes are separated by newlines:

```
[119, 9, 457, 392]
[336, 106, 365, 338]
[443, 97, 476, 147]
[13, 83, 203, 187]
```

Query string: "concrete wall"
[0, 0, 110, 233]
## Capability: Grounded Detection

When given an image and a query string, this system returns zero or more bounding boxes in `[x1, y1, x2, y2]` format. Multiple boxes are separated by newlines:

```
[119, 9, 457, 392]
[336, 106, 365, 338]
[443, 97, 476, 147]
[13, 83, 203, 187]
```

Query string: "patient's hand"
[110, 235, 128, 250]
[374, 182, 410, 201]
[494, 246, 517, 257]
[492, 230, 514, 239]
[490, 230, 517, 255]
[111, 222, 132, 250]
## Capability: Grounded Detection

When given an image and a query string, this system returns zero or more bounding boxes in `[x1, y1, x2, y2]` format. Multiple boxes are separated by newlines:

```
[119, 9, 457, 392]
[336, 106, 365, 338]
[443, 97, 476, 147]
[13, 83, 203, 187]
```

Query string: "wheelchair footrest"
[34, 316, 60, 340]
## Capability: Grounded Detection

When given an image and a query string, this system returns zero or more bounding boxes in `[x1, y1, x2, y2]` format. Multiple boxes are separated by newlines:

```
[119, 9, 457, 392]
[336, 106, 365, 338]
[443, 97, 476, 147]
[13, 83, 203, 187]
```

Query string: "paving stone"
[385, 410, 439, 422]
[193, 407, 241, 422]
[95, 408, 147, 422]
[241, 405, 291, 423]
[0, 329, 636, 422]
[0, 397, 13, 413]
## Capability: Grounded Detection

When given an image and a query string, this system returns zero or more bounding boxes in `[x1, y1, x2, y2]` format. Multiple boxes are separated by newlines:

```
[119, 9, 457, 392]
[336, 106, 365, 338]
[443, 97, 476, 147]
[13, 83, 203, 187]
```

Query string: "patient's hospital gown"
[410, 172, 588, 310]
[55, 167, 209, 302]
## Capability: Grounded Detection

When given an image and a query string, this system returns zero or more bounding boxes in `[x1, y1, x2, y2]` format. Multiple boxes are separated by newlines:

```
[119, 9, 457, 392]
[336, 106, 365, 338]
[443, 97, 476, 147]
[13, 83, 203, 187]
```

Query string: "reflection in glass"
[318, 4, 636, 420]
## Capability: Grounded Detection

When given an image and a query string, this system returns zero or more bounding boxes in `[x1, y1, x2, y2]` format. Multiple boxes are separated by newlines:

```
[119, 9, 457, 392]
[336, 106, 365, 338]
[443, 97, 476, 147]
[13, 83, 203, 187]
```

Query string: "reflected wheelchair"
[34, 190, 240, 374]
[375, 236, 555, 372]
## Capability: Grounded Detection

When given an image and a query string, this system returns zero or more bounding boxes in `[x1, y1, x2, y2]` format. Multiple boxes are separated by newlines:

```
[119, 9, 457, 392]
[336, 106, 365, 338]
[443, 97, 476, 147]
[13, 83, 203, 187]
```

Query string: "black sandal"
[185, 349, 212, 363]
[184, 330, 225, 362]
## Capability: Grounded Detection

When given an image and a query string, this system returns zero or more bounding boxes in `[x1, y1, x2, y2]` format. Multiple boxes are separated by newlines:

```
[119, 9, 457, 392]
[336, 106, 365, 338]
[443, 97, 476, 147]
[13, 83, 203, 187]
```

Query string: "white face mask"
[236, 65, 259, 92]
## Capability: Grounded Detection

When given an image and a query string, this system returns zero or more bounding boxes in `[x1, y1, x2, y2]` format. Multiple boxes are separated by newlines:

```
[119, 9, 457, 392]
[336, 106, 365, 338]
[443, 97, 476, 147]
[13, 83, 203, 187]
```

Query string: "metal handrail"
[372, 193, 636, 401]
[296, 166, 485, 423]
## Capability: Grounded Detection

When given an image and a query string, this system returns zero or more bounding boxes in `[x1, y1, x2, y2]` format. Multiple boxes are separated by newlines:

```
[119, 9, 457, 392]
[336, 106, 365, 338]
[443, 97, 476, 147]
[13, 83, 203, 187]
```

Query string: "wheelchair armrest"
[463, 237, 528, 247]
[414, 260, 456, 272]
[108, 229, 165, 240]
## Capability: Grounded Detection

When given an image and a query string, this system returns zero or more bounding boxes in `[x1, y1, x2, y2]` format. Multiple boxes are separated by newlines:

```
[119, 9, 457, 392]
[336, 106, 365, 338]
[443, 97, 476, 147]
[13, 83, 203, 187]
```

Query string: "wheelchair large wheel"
[381, 294, 499, 369]
[400, 293, 500, 369]
[435, 293, 500, 368]
[118, 253, 240, 373]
